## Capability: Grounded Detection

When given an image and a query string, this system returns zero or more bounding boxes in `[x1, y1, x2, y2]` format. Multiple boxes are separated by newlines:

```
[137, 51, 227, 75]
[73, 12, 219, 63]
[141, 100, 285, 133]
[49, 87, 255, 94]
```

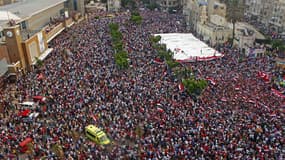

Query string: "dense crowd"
[0, 9, 284, 159]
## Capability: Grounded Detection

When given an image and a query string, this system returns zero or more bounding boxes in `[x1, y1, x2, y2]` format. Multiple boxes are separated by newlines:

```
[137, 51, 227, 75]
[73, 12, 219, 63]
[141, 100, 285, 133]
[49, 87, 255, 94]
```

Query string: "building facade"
[0, 0, 17, 6]
[159, 0, 181, 11]
[246, 0, 285, 33]
[0, 0, 78, 83]
[107, 0, 121, 12]
[183, 0, 231, 46]
[268, 0, 285, 33]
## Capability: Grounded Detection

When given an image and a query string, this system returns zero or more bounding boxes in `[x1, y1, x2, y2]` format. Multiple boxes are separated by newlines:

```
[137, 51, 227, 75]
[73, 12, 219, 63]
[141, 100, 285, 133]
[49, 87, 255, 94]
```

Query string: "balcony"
[44, 22, 65, 43]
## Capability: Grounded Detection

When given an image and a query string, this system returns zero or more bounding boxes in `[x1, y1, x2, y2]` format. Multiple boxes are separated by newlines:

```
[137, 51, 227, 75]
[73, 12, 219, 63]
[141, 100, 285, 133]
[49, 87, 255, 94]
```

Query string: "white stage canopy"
[154, 33, 223, 62]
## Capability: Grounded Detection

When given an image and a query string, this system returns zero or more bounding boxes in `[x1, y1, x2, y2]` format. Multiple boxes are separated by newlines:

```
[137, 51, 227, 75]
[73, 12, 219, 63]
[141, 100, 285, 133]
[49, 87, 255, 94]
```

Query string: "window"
[86, 131, 96, 138]
[73, 0, 78, 10]
[64, 1, 69, 8]
[99, 135, 108, 142]
[20, 21, 27, 30]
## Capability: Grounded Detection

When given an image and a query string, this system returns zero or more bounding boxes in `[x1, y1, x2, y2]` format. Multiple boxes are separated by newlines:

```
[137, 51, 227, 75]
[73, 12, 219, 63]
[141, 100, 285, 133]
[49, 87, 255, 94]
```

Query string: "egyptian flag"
[157, 107, 164, 113]
[271, 88, 285, 98]
[153, 58, 164, 65]
[18, 109, 31, 117]
[178, 83, 184, 91]
[92, 115, 98, 122]
[37, 73, 44, 80]
[206, 77, 217, 85]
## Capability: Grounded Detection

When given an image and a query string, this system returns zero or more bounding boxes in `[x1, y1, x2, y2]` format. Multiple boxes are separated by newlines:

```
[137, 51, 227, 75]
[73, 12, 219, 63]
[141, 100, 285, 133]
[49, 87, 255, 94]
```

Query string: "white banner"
[37, 32, 45, 53]
[0, 58, 8, 76]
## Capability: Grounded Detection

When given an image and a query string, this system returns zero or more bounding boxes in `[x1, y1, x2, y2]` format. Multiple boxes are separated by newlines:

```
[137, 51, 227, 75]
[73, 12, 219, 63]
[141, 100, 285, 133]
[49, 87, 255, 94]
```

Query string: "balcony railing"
[44, 23, 65, 42]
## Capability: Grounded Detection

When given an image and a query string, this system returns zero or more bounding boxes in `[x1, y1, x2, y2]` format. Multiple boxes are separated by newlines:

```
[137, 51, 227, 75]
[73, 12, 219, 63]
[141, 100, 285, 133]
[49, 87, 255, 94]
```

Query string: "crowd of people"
[0, 8, 284, 159]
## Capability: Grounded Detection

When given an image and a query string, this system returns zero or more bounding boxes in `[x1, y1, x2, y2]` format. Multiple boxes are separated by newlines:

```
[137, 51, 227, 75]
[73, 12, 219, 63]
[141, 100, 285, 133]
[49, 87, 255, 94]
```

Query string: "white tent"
[155, 33, 223, 62]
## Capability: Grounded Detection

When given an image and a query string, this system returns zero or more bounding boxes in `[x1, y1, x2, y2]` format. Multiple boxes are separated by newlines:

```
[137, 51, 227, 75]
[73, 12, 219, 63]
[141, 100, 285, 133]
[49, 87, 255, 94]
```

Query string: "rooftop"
[0, 0, 66, 21]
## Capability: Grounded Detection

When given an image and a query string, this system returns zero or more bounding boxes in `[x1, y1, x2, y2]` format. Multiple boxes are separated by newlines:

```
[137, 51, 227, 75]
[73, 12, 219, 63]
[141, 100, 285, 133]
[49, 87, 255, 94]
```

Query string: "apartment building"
[159, 0, 181, 11]
[107, 0, 121, 12]
[246, 0, 285, 33]
[268, 0, 285, 33]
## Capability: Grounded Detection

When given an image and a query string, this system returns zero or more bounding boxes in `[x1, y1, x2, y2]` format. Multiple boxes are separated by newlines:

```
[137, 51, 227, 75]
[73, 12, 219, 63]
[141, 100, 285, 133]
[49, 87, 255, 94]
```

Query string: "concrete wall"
[210, 15, 226, 26]
[21, 30, 48, 71]
[108, 0, 121, 12]
[45, 23, 65, 42]
[0, 45, 9, 63]
[27, 3, 65, 31]
[0, 45, 9, 76]
[197, 22, 231, 45]
[0, 0, 17, 6]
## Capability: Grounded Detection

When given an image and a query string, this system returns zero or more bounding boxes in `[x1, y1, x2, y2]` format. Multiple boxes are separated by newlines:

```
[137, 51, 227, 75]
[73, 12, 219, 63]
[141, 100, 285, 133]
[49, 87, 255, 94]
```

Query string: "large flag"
[37, 73, 44, 80]
[271, 88, 285, 98]
[178, 83, 184, 91]
[257, 71, 270, 83]
[153, 58, 164, 65]
[206, 77, 217, 85]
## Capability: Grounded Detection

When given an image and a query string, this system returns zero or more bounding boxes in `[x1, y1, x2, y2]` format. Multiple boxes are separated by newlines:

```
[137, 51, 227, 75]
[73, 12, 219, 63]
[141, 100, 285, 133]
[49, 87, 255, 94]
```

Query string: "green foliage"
[146, 2, 159, 11]
[174, 68, 193, 80]
[150, 35, 161, 44]
[182, 78, 208, 96]
[35, 57, 43, 67]
[109, 23, 119, 31]
[271, 40, 285, 58]
[122, 0, 136, 10]
[166, 60, 179, 69]
[109, 23, 129, 69]
[150, 29, 208, 97]
[168, 7, 178, 14]
[151, 36, 177, 69]
[115, 50, 128, 59]
[131, 11, 140, 16]
[114, 52, 129, 69]
[271, 40, 284, 50]
[157, 50, 171, 61]
[113, 41, 123, 51]
[130, 12, 142, 25]
[222, 0, 245, 46]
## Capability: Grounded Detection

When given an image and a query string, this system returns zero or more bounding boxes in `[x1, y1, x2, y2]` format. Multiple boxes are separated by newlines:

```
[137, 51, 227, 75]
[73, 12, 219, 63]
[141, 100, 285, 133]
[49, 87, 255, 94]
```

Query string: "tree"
[182, 78, 208, 96]
[150, 35, 161, 44]
[130, 11, 143, 24]
[109, 23, 129, 69]
[166, 60, 179, 69]
[174, 67, 193, 80]
[222, 0, 245, 46]
[146, 1, 159, 11]
[109, 23, 119, 31]
[121, 0, 136, 10]
[35, 57, 43, 67]
[114, 51, 129, 69]
[271, 39, 285, 58]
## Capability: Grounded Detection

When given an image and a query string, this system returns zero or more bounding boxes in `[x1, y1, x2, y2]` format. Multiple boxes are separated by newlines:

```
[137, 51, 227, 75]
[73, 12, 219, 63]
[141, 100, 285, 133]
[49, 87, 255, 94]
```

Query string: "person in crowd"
[0, 9, 284, 159]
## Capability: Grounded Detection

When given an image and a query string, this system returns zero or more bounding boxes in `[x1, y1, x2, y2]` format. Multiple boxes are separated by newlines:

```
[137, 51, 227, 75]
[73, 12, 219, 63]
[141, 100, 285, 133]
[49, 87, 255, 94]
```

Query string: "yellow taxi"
[85, 125, 110, 145]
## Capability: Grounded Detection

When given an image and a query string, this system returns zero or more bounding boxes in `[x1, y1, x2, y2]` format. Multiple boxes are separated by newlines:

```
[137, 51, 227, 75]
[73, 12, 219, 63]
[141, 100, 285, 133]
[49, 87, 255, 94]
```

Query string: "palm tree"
[221, 0, 245, 46]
